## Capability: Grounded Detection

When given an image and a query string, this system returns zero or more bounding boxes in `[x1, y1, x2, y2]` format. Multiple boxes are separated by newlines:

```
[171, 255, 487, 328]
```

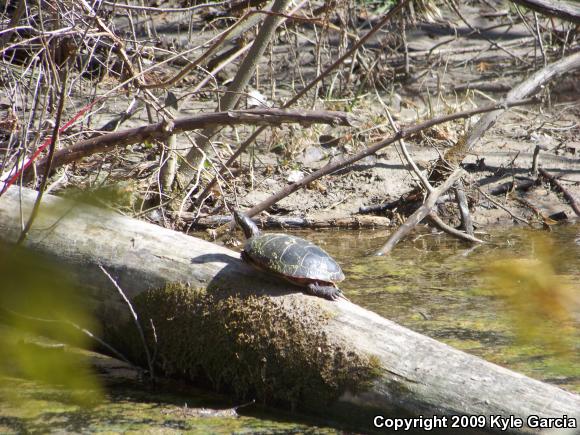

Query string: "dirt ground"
[229, 94, 580, 228]
[2, 1, 579, 233]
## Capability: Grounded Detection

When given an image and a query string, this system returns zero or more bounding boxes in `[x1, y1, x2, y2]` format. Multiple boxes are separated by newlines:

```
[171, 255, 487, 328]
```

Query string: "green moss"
[114, 283, 381, 412]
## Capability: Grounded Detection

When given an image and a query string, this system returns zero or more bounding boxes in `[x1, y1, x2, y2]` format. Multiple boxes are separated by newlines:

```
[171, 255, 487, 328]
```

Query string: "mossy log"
[1, 187, 579, 433]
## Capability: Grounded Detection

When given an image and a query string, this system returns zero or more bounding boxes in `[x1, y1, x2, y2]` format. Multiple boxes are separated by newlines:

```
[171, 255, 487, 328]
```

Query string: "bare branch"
[539, 168, 580, 217]
[374, 169, 466, 256]
[26, 109, 357, 180]
[510, 0, 580, 24]
[17, 66, 69, 244]
[244, 98, 538, 219]
[99, 264, 155, 380]
[193, 0, 411, 203]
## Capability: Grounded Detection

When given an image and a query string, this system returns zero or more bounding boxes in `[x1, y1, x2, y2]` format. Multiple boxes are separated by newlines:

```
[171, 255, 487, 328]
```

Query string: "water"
[0, 372, 339, 434]
[1, 224, 578, 433]
[303, 223, 580, 392]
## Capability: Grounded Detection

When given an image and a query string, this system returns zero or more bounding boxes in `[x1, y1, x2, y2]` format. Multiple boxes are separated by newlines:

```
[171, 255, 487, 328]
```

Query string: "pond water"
[304, 223, 579, 393]
[1, 224, 578, 433]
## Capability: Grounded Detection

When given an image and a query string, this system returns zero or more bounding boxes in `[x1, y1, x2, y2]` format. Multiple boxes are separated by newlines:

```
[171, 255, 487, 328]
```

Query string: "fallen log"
[1, 187, 579, 433]
[177, 213, 392, 230]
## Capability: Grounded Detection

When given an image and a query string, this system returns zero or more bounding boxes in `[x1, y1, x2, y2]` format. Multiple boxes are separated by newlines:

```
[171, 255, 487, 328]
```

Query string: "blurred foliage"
[485, 233, 579, 371]
[0, 243, 103, 406]
[60, 180, 140, 210]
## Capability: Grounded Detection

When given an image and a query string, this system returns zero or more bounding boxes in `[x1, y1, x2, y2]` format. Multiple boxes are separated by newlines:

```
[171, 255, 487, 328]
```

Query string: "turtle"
[233, 210, 345, 301]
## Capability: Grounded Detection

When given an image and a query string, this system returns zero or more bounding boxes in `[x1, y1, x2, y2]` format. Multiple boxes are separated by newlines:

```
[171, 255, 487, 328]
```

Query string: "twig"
[99, 264, 155, 380]
[440, 51, 580, 169]
[454, 181, 474, 235]
[509, 0, 580, 24]
[98, 98, 141, 133]
[102, 0, 228, 12]
[244, 98, 538, 219]
[0, 38, 192, 197]
[149, 318, 158, 367]
[428, 212, 483, 244]
[533, 12, 547, 67]
[374, 169, 466, 256]
[79, 0, 142, 87]
[194, 0, 410, 204]
[539, 168, 580, 217]
[477, 186, 532, 225]
[384, 107, 433, 192]
[183, 213, 392, 229]
[139, 8, 267, 90]
[0, 0, 26, 48]
[447, 0, 530, 65]
[0, 94, 108, 197]
[178, 0, 304, 185]
[531, 144, 541, 175]
[17, 66, 69, 245]
[513, 196, 550, 224]
[44, 168, 69, 195]
[160, 94, 179, 195]
[191, 43, 252, 94]
[0, 307, 132, 366]
[139, 1, 350, 93]
[66, 320, 133, 365]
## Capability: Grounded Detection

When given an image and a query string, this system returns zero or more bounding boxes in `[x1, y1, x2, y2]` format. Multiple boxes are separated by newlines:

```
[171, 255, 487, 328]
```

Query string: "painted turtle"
[233, 211, 345, 301]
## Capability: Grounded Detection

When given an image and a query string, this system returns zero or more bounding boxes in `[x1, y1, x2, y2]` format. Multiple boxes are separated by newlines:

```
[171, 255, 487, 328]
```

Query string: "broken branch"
[374, 169, 466, 256]
[25, 109, 357, 181]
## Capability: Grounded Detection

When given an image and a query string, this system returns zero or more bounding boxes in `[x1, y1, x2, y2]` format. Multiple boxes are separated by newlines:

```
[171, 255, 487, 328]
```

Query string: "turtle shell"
[243, 233, 345, 284]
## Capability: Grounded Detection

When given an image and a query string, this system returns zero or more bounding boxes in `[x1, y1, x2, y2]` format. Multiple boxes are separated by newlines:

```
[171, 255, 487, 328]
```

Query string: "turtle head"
[233, 210, 260, 239]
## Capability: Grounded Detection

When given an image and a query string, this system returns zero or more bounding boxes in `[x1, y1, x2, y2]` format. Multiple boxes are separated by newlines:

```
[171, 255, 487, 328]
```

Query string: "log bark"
[178, 213, 392, 229]
[1, 187, 579, 433]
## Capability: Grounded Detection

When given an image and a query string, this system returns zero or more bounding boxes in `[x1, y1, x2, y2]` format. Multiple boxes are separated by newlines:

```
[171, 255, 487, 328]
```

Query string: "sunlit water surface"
[302, 223, 580, 392]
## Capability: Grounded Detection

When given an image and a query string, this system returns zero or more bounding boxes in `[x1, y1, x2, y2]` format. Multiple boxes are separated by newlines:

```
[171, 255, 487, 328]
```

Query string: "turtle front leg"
[306, 282, 343, 301]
